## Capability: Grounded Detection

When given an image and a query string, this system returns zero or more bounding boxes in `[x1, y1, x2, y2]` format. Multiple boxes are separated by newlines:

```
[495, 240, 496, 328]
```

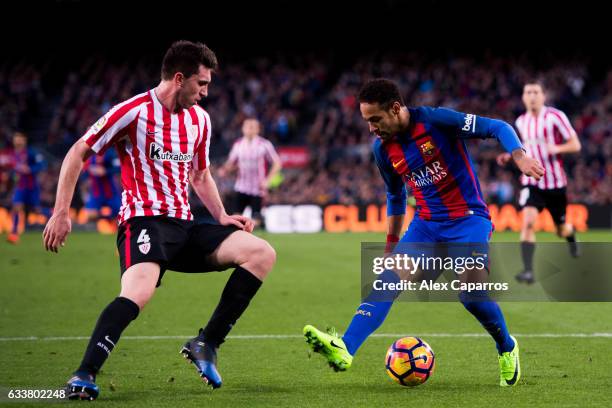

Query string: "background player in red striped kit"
[42, 41, 276, 399]
[219, 118, 282, 227]
[497, 80, 581, 284]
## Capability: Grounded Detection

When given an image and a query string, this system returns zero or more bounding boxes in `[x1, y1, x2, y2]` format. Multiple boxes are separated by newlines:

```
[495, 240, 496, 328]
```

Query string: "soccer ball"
[385, 337, 435, 386]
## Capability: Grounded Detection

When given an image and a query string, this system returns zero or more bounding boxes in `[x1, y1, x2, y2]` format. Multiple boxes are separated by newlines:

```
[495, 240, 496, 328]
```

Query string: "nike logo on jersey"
[392, 159, 405, 169]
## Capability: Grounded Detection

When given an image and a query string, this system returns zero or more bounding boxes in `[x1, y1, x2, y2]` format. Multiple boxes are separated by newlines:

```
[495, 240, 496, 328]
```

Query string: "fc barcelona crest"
[420, 140, 436, 156]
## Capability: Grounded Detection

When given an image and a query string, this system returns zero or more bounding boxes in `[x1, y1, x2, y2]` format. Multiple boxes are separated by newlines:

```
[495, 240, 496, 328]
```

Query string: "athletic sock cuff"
[116, 296, 140, 320]
[230, 266, 263, 296]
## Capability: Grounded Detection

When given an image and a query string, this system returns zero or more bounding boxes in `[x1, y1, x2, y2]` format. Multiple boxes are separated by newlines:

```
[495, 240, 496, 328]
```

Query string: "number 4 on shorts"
[137, 229, 151, 254]
[137, 229, 150, 244]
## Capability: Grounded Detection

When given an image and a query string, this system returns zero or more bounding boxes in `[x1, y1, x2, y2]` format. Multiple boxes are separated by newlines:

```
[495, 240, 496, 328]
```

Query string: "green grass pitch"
[1, 230, 612, 407]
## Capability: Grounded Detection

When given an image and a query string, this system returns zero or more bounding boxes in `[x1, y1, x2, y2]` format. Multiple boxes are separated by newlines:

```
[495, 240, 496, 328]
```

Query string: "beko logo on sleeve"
[462, 113, 476, 132]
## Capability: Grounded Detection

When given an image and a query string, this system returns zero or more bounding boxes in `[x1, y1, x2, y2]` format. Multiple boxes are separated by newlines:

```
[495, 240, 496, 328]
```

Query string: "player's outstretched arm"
[189, 168, 254, 232]
[43, 140, 94, 252]
[427, 107, 546, 179]
[511, 148, 545, 180]
[478, 115, 544, 179]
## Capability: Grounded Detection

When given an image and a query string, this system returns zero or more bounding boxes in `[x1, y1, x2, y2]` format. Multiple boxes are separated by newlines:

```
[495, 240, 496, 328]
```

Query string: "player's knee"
[256, 241, 276, 273]
[119, 284, 155, 310]
[245, 240, 276, 278]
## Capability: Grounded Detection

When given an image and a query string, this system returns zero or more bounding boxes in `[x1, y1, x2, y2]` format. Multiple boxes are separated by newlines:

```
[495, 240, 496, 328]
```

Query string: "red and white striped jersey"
[515, 106, 576, 190]
[227, 135, 280, 197]
[82, 89, 211, 224]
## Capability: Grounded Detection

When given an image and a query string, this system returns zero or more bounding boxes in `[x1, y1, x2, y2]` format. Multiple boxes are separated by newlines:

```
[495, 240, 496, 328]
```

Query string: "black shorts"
[518, 186, 567, 225]
[117, 216, 239, 286]
[234, 192, 263, 218]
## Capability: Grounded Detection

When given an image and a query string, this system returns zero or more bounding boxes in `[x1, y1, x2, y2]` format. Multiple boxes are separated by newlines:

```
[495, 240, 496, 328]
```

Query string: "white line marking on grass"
[0, 333, 611, 342]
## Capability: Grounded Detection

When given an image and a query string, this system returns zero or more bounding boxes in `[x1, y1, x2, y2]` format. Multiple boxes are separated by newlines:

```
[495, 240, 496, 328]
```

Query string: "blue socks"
[342, 301, 393, 355]
[341, 273, 514, 356]
[459, 290, 514, 354]
[342, 270, 399, 355]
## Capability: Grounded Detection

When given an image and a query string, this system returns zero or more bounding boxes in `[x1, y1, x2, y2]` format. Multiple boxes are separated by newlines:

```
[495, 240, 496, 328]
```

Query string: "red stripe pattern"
[410, 124, 470, 219]
[228, 135, 280, 197]
[515, 106, 575, 189]
[383, 138, 432, 220]
[82, 89, 212, 224]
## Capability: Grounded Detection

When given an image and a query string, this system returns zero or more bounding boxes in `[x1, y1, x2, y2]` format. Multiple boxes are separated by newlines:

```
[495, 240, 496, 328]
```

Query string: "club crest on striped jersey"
[148, 142, 193, 162]
[420, 140, 436, 156]
[189, 125, 199, 140]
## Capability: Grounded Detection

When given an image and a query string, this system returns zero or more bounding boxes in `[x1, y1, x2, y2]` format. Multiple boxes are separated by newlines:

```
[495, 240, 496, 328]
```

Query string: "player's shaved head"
[358, 78, 404, 111]
[161, 40, 219, 80]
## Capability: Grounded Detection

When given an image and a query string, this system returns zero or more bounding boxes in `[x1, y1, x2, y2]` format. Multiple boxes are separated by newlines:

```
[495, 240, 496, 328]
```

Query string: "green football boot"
[499, 335, 521, 387]
[303, 325, 353, 372]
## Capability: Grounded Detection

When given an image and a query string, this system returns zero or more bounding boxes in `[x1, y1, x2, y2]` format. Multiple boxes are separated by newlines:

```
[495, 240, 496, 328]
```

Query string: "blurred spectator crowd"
[1, 51, 610, 213]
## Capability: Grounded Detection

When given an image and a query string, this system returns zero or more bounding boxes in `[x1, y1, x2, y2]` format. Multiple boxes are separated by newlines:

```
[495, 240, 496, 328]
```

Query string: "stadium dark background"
[1, 0, 610, 223]
[2, 0, 609, 63]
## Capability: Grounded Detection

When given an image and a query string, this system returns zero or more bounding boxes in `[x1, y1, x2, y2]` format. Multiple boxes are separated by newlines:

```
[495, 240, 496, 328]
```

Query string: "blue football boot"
[66, 371, 99, 400]
[180, 338, 222, 389]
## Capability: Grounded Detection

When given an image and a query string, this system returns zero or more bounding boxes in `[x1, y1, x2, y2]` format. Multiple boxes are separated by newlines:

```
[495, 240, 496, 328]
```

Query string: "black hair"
[358, 78, 404, 110]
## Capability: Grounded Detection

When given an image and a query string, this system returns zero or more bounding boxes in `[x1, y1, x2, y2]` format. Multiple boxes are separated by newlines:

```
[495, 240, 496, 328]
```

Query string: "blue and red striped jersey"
[84, 148, 120, 200]
[12, 147, 46, 190]
[373, 106, 522, 221]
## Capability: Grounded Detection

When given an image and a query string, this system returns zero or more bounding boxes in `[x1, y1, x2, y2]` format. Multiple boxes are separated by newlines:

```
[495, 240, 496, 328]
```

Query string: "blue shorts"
[12, 188, 40, 207]
[401, 216, 493, 243]
[398, 216, 492, 266]
[85, 194, 121, 216]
